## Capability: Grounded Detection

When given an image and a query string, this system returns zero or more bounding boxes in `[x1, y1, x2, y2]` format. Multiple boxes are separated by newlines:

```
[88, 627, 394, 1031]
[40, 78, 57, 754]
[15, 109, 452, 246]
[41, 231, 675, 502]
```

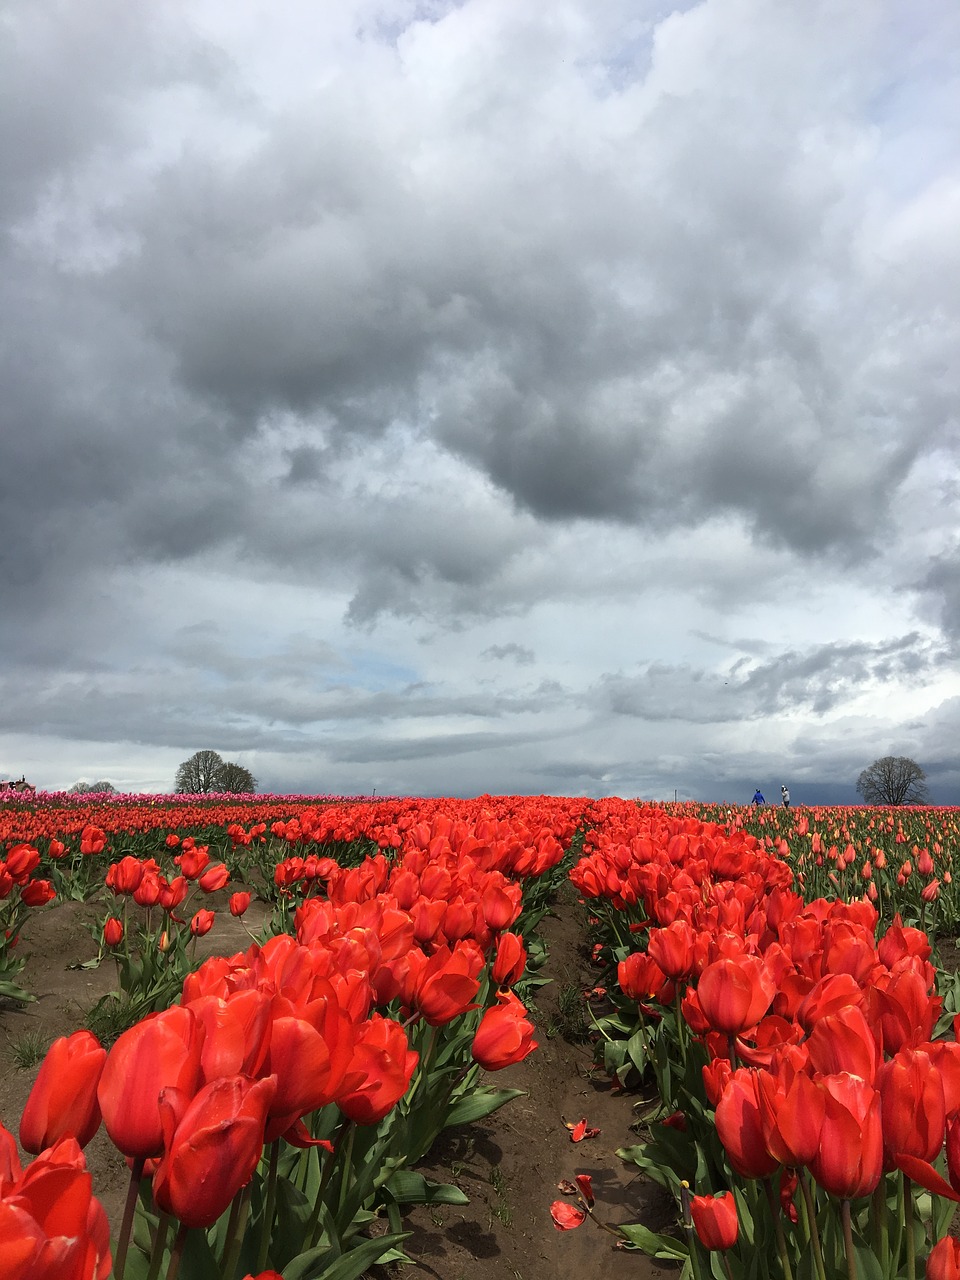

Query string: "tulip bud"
[690, 1191, 738, 1250]
[229, 891, 252, 917]
[20, 1030, 106, 1152]
[190, 909, 216, 937]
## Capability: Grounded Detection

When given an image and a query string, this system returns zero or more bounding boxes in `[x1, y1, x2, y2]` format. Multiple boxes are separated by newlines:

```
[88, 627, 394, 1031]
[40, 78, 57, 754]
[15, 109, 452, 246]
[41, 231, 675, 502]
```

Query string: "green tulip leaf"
[384, 1170, 469, 1206]
[617, 1222, 689, 1260]
[0, 979, 35, 1002]
[282, 1231, 410, 1280]
[444, 1087, 525, 1127]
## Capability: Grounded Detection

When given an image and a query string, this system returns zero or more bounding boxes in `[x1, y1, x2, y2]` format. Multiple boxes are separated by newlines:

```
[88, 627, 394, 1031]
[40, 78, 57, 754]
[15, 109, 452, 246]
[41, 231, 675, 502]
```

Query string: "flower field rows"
[0, 792, 958, 1279]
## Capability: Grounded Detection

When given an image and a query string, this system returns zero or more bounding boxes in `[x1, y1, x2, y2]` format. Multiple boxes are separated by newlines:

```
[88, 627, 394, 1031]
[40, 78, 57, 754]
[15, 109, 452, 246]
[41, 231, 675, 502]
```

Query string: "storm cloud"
[1, 0, 958, 803]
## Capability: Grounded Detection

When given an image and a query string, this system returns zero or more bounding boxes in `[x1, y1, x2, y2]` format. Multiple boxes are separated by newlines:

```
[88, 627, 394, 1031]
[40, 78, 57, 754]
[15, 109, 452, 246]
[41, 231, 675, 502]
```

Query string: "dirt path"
[0, 893, 674, 1280]
[389, 895, 672, 1280]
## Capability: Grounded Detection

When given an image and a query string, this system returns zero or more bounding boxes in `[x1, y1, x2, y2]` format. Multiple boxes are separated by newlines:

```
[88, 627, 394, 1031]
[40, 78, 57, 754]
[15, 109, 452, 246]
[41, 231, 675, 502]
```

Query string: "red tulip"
[472, 991, 537, 1070]
[0, 1135, 112, 1280]
[198, 862, 230, 893]
[152, 1074, 276, 1228]
[806, 1006, 880, 1083]
[229, 891, 252, 917]
[413, 945, 482, 1026]
[159, 875, 189, 912]
[878, 1049, 945, 1170]
[190, 908, 216, 937]
[133, 871, 162, 907]
[690, 1191, 738, 1250]
[928, 1237, 960, 1280]
[480, 880, 521, 932]
[795, 973, 863, 1031]
[106, 856, 143, 895]
[79, 825, 107, 856]
[696, 955, 776, 1035]
[263, 990, 357, 1123]
[715, 1069, 779, 1178]
[618, 951, 675, 1004]
[757, 1067, 825, 1167]
[98, 1006, 205, 1158]
[336, 1014, 418, 1125]
[21, 879, 56, 907]
[20, 1031, 106, 1153]
[5, 844, 40, 881]
[647, 920, 697, 980]
[872, 959, 941, 1054]
[702, 1057, 733, 1108]
[186, 989, 273, 1084]
[929, 1042, 960, 1119]
[103, 917, 124, 947]
[809, 1073, 883, 1199]
[491, 932, 526, 987]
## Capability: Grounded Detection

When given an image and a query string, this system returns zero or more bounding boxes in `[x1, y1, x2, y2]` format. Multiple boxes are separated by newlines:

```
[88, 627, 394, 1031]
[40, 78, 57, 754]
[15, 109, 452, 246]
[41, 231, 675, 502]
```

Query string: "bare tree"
[68, 780, 116, 794]
[856, 756, 929, 806]
[175, 750, 224, 794]
[216, 761, 257, 793]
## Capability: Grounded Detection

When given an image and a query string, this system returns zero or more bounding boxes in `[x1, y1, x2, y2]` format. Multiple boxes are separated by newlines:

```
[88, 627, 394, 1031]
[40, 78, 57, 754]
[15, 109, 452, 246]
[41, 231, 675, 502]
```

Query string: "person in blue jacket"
[752, 789, 764, 805]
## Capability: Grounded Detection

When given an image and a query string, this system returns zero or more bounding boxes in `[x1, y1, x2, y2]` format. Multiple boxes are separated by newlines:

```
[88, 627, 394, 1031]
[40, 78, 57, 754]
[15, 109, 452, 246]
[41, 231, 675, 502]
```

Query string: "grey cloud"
[597, 634, 950, 723]
[2, 0, 957, 635]
[481, 643, 535, 665]
[919, 546, 960, 642]
[333, 727, 546, 764]
[1, 1, 958, 802]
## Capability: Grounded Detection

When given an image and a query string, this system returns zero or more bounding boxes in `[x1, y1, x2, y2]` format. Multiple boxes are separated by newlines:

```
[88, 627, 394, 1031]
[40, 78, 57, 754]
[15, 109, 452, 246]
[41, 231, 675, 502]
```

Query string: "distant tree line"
[175, 750, 257, 794]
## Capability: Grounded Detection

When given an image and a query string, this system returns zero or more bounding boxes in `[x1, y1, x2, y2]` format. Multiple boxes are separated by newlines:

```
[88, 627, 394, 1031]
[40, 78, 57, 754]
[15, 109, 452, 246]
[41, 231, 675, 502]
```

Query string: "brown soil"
[0, 893, 673, 1280]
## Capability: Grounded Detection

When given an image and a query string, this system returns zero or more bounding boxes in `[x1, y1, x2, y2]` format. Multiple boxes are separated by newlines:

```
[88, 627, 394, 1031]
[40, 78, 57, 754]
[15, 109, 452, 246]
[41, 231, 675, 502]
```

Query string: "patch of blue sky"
[347, 650, 421, 692]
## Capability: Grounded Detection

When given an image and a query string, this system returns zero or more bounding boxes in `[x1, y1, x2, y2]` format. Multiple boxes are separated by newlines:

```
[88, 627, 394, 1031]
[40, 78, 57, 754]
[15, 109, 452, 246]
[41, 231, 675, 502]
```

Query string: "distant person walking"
[752, 789, 765, 805]
[781, 785, 790, 808]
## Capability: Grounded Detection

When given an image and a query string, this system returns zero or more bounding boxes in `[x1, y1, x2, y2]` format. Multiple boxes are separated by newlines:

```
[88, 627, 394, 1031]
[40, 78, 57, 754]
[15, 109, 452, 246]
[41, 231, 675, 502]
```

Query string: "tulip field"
[0, 790, 959, 1280]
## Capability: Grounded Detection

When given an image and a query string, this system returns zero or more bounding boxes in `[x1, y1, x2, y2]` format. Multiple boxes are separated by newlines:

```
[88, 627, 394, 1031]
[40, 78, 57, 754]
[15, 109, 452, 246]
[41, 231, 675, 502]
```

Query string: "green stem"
[871, 1179, 890, 1277]
[114, 1155, 146, 1280]
[307, 1119, 351, 1249]
[798, 1170, 827, 1280]
[219, 1184, 252, 1280]
[144, 1212, 172, 1280]
[841, 1200, 857, 1280]
[164, 1223, 189, 1280]
[680, 1184, 707, 1280]
[904, 1176, 916, 1280]
[674, 991, 688, 1070]
[336, 1120, 357, 1216]
[403, 1024, 439, 1111]
[255, 1140, 280, 1272]
[727, 1034, 740, 1071]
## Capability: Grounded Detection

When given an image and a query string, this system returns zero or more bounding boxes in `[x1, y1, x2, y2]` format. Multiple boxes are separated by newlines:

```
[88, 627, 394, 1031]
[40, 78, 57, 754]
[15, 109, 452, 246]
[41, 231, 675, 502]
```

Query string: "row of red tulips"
[1, 797, 590, 1280]
[562, 801, 960, 1279]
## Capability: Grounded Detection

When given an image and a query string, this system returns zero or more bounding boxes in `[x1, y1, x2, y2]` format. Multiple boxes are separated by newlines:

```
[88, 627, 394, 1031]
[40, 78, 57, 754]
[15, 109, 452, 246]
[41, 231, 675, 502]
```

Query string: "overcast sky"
[2, 0, 958, 804]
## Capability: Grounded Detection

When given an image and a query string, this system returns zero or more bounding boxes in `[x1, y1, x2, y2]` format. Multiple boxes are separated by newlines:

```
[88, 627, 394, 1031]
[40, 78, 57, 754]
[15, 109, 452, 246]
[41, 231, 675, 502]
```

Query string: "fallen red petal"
[550, 1200, 587, 1230]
